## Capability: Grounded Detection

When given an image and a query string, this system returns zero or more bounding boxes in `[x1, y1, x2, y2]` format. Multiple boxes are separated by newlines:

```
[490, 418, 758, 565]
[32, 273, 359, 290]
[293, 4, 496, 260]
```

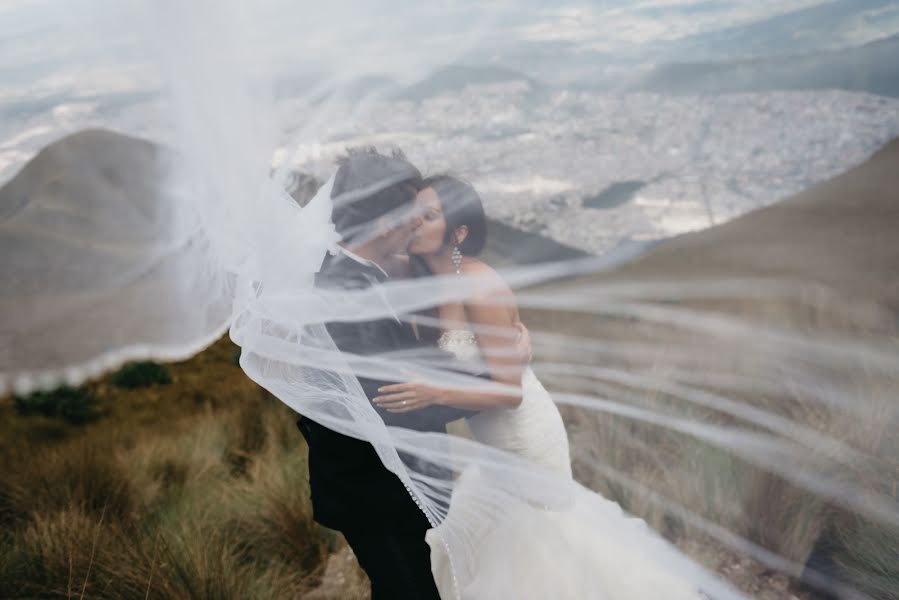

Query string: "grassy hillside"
[520, 139, 899, 598]
[0, 336, 369, 599]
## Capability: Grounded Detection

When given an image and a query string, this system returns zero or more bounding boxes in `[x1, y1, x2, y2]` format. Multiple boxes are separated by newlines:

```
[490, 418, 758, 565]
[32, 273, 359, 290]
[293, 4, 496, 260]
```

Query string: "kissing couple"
[297, 146, 700, 600]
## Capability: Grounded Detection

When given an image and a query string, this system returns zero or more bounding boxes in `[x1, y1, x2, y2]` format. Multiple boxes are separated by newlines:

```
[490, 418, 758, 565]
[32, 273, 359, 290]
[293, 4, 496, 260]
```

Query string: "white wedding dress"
[425, 329, 702, 600]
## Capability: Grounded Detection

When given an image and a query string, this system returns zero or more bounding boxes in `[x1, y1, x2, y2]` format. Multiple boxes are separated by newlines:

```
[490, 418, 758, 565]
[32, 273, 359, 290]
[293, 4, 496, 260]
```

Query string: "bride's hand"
[373, 382, 447, 413]
[515, 321, 533, 363]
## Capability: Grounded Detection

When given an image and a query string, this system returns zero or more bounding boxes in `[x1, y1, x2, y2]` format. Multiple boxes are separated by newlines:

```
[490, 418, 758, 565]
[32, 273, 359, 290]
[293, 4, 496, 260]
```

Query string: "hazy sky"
[1, 0, 898, 171]
[3, 0, 899, 95]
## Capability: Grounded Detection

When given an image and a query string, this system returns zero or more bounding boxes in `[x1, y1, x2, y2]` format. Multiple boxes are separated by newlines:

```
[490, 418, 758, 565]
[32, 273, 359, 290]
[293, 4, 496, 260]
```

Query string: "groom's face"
[378, 203, 421, 254]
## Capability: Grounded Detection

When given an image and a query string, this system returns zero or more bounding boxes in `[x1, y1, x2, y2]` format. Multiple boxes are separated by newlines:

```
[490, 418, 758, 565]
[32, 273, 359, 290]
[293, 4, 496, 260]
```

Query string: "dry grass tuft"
[0, 336, 360, 599]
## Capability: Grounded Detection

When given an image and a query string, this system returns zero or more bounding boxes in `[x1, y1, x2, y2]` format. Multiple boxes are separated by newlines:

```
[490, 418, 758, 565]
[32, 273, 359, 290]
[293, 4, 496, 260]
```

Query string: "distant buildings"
[3, 85, 898, 256]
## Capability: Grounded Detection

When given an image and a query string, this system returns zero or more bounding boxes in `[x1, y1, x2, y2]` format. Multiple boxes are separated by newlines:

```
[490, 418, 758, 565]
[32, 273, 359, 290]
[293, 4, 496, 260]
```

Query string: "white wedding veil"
[2, 1, 898, 599]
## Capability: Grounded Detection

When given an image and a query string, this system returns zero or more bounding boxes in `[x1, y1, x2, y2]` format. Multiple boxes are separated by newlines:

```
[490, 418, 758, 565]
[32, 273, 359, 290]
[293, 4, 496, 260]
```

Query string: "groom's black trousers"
[342, 525, 442, 600]
[298, 416, 444, 600]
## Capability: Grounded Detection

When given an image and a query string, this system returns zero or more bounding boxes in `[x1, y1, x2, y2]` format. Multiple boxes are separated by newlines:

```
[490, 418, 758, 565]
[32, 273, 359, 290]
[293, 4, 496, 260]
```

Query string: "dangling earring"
[451, 244, 463, 274]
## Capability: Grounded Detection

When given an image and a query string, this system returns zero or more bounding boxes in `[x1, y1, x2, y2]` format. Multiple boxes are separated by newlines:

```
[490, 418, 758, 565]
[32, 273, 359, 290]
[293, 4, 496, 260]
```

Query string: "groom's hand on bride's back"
[515, 321, 533, 364]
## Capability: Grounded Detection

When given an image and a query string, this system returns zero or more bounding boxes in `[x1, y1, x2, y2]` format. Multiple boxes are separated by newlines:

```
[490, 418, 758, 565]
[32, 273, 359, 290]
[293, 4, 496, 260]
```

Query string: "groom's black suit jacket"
[297, 253, 473, 533]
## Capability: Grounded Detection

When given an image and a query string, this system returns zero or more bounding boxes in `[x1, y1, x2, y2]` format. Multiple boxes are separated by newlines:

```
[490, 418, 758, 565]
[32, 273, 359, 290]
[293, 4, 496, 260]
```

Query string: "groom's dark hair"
[330, 146, 422, 243]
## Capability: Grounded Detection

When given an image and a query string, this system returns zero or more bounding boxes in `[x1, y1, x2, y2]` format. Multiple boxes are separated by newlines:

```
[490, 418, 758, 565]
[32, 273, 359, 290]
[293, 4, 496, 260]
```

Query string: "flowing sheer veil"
[2, 2, 898, 599]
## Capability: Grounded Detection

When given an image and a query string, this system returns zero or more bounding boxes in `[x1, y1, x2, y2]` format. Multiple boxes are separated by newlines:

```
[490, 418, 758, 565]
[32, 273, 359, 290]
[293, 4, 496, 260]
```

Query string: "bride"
[373, 176, 701, 600]
[374, 175, 571, 475]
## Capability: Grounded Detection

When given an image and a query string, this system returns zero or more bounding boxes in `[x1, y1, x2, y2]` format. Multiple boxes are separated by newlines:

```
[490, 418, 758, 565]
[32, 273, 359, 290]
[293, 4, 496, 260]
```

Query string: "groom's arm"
[324, 318, 474, 430]
[362, 375, 474, 429]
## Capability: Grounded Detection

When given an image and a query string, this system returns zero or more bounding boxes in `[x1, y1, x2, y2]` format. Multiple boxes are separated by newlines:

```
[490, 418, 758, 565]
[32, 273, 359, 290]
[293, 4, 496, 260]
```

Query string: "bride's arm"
[374, 263, 525, 412]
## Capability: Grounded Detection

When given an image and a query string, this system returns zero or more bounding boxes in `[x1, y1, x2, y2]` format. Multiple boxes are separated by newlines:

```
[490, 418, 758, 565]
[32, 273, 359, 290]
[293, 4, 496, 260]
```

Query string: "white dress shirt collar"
[337, 246, 389, 279]
[336, 246, 400, 323]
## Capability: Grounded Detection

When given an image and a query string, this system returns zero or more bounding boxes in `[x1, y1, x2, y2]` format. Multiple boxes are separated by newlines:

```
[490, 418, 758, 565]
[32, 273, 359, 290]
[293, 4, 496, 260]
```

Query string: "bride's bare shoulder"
[459, 257, 497, 276]
[459, 259, 520, 325]
[459, 259, 511, 294]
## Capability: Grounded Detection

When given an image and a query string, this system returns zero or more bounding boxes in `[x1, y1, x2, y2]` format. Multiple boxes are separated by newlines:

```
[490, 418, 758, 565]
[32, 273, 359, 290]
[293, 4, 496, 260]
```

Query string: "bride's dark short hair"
[419, 175, 487, 256]
[330, 146, 422, 242]
[409, 175, 488, 342]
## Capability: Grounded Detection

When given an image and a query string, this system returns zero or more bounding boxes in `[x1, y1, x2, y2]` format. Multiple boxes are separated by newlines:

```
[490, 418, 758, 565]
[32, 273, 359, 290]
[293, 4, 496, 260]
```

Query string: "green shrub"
[13, 386, 100, 425]
[111, 361, 172, 389]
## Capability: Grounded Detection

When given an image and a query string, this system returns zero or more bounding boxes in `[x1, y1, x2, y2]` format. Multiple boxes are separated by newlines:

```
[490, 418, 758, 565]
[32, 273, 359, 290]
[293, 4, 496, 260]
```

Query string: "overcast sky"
[3, 0, 898, 96]
[1, 0, 898, 179]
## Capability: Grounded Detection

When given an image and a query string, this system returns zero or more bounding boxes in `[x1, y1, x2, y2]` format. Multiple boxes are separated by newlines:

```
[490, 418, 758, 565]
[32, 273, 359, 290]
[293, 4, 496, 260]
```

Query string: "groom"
[297, 147, 473, 599]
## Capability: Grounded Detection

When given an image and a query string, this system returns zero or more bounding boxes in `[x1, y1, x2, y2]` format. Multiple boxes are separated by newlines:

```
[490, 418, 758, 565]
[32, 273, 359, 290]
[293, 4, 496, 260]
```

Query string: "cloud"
[839, 4, 899, 45]
[514, 0, 835, 52]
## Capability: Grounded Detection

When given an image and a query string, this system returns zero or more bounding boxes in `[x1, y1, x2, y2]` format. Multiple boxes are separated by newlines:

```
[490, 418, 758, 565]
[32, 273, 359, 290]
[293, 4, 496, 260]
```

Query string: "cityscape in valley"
[3, 1, 899, 255]
[4, 78, 899, 256]
[282, 84, 899, 254]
